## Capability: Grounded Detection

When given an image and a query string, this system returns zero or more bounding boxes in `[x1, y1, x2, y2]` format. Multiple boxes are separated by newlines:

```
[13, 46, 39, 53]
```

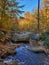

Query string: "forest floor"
[0, 42, 20, 58]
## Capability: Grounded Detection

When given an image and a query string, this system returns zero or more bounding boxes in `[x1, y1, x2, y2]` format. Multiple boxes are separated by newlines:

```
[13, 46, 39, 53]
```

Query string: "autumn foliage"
[18, 0, 49, 32]
[0, 0, 49, 32]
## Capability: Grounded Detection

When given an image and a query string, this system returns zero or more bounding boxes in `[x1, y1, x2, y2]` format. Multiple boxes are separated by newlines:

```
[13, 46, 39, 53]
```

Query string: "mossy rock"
[12, 61, 18, 65]
[5, 61, 18, 65]
[0, 62, 6, 65]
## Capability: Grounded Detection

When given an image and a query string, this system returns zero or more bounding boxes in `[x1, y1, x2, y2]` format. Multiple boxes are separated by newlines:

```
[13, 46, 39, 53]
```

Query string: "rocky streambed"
[2, 44, 49, 65]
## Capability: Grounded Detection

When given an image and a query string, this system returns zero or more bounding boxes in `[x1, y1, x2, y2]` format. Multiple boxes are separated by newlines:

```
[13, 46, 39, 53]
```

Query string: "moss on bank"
[0, 61, 18, 65]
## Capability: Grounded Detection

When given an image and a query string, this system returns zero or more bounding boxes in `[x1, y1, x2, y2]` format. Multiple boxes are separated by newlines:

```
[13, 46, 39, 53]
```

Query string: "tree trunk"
[37, 0, 40, 33]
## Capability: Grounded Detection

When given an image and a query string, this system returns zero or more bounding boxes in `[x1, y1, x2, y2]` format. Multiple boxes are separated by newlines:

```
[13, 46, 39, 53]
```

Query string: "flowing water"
[3, 44, 49, 65]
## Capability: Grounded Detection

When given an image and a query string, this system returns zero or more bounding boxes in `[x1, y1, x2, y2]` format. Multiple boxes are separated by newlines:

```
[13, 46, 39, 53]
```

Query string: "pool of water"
[3, 44, 49, 65]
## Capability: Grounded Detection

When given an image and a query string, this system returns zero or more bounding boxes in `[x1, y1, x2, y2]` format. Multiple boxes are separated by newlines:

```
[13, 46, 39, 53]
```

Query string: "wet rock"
[29, 39, 41, 46]
[27, 46, 45, 53]
[27, 44, 49, 53]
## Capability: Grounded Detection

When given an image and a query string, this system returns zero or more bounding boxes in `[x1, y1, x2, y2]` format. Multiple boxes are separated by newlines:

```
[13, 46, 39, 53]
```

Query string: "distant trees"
[18, 12, 38, 32]
[18, 6, 49, 32]
[41, 0, 49, 31]
[42, 0, 49, 6]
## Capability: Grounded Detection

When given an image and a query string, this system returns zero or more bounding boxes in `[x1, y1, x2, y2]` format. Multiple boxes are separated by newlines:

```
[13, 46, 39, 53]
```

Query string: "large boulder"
[29, 33, 40, 46]
[11, 31, 32, 42]
[27, 46, 45, 53]
[30, 33, 40, 41]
